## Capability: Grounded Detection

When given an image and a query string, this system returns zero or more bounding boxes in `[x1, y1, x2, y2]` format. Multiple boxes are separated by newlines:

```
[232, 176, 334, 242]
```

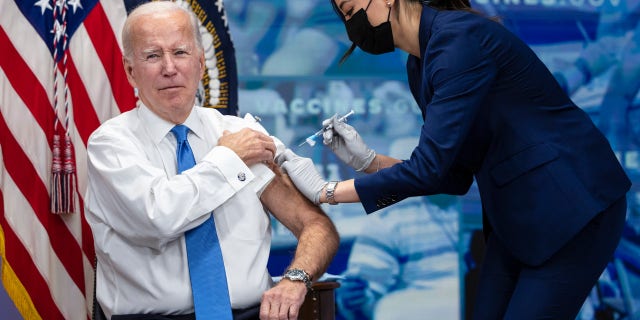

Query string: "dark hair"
[332, 0, 477, 64]
[426, 0, 473, 10]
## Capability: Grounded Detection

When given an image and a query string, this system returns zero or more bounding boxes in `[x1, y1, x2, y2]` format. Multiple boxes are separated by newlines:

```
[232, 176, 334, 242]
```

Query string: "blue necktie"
[171, 125, 232, 320]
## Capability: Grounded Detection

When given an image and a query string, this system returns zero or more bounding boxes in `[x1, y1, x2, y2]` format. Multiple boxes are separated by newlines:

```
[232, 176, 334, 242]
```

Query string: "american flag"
[0, 0, 236, 318]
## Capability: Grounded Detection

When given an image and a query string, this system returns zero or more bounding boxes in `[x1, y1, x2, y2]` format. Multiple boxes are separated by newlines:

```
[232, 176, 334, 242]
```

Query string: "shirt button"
[237, 172, 246, 181]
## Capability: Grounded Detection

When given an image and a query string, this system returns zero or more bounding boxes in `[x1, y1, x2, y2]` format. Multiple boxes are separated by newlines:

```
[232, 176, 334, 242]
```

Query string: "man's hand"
[218, 128, 276, 166]
[259, 280, 308, 320]
[276, 149, 326, 204]
[322, 115, 376, 171]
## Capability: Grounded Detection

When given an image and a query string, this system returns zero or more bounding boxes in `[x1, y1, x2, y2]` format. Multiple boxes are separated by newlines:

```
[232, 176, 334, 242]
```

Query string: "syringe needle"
[298, 110, 355, 147]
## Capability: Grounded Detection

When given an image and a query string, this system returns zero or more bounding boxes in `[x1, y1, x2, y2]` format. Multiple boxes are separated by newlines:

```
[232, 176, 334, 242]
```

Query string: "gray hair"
[122, 1, 203, 60]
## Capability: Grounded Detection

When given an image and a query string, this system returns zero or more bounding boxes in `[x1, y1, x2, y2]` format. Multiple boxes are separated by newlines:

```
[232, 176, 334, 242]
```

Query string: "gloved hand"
[322, 115, 376, 172]
[336, 276, 369, 312]
[276, 149, 326, 204]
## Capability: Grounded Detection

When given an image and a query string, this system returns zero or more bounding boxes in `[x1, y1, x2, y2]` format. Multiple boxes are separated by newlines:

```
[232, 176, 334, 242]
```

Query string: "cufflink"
[237, 172, 246, 181]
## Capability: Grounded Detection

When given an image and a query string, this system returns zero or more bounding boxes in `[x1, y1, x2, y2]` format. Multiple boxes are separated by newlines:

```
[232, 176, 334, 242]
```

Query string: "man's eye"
[145, 53, 160, 60]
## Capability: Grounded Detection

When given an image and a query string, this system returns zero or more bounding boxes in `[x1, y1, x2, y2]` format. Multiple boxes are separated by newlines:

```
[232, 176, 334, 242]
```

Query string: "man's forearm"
[287, 213, 339, 281]
[261, 168, 340, 280]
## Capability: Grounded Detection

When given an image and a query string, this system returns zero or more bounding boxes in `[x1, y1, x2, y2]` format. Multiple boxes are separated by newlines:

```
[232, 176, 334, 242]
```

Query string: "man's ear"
[123, 57, 137, 88]
[199, 53, 206, 76]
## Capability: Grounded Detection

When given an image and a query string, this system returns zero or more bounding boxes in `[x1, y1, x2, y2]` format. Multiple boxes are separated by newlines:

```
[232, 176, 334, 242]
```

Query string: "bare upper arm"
[260, 163, 329, 238]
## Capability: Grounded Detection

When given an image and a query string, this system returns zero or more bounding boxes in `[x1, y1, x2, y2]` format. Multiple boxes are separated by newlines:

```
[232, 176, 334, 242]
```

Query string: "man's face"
[124, 10, 204, 122]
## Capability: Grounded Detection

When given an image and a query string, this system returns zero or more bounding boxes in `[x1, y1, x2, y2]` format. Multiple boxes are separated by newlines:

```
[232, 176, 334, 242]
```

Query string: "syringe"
[298, 110, 355, 147]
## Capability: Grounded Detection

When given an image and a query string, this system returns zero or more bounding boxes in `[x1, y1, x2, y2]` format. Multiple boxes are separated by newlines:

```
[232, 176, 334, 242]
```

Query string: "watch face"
[284, 269, 311, 288]
[286, 269, 305, 280]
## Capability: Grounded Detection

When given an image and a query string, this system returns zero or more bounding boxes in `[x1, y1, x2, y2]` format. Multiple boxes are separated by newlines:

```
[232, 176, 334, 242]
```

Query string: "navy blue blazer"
[354, 6, 631, 266]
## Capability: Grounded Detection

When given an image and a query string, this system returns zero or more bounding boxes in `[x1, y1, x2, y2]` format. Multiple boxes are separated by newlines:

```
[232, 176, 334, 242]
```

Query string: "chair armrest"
[299, 281, 341, 320]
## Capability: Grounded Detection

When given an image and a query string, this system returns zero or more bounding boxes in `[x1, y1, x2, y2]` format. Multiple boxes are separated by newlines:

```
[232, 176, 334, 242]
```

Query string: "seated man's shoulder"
[90, 109, 138, 141]
[198, 106, 269, 134]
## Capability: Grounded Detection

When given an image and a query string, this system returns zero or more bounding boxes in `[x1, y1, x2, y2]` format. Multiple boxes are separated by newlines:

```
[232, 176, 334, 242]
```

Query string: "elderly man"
[85, 2, 339, 320]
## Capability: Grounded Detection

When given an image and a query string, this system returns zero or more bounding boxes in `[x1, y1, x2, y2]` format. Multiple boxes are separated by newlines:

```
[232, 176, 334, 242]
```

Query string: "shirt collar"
[137, 102, 205, 144]
[182, 107, 205, 141]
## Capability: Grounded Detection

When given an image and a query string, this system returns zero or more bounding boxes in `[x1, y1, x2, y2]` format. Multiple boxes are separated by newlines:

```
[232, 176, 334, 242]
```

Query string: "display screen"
[227, 0, 640, 318]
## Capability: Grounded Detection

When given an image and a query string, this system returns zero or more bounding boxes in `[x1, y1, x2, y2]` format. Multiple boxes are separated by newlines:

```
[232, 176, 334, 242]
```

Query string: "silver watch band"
[325, 181, 339, 205]
[283, 268, 313, 290]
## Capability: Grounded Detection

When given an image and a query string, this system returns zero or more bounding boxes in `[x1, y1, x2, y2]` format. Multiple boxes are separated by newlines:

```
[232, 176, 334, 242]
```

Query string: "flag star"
[221, 12, 228, 28]
[67, 0, 83, 14]
[34, 0, 52, 15]
[215, 0, 223, 13]
[52, 19, 65, 43]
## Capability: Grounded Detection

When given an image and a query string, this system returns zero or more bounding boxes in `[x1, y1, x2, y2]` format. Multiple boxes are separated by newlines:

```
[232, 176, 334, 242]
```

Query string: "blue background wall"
[2, 0, 639, 319]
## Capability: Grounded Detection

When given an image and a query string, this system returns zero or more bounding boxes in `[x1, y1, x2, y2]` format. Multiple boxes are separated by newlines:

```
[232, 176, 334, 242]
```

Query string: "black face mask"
[344, 0, 395, 54]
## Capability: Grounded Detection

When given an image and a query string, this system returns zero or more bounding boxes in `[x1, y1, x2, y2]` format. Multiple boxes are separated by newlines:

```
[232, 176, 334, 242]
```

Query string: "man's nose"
[161, 54, 177, 75]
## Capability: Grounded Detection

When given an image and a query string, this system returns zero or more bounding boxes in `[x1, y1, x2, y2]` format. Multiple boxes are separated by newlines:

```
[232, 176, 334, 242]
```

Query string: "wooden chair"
[299, 281, 340, 320]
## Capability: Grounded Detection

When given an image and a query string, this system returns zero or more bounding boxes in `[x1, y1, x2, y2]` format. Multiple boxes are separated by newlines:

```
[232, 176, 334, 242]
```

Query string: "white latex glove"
[322, 115, 376, 172]
[276, 149, 326, 204]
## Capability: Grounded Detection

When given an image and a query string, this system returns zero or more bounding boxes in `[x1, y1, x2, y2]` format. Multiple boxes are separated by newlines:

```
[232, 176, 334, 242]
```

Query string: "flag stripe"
[0, 190, 64, 320]
[0, 0, 55, 93]
[0, 28, 54, 137]
[83, 2, 136, 114]
[1, 1, 234, 318]
[0, 111, 85, 294]
[71, 24, 123, 124]
[1, 62, 93, 262]
[1, 0, 127, 318]
[0, 68, 51, 196]
[0, 94, 93, 318]
[65, 55, 102, 144]
[1, 167, 89, 320]
[69, 139, 91, 256]
[101, 1, 128, 50]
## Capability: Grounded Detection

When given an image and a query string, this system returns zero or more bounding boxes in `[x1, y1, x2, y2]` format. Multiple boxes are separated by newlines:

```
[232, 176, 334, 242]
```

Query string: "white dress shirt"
[85, 103, 284, 318]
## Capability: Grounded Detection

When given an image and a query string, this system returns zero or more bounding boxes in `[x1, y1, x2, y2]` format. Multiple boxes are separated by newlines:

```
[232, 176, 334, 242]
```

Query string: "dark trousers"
[110, 314, 194, 320]
[472, 196, 627, 320]
[102, 304, 260, 320]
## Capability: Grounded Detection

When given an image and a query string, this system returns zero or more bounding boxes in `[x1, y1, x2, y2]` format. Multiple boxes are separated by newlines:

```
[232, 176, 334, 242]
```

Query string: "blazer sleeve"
[356, 27, 494, 214]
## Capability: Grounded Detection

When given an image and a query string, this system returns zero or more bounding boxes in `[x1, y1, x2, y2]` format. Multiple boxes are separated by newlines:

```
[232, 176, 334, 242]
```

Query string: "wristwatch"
[283, 268, 313, 290]
[325, 181, 339, 205]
